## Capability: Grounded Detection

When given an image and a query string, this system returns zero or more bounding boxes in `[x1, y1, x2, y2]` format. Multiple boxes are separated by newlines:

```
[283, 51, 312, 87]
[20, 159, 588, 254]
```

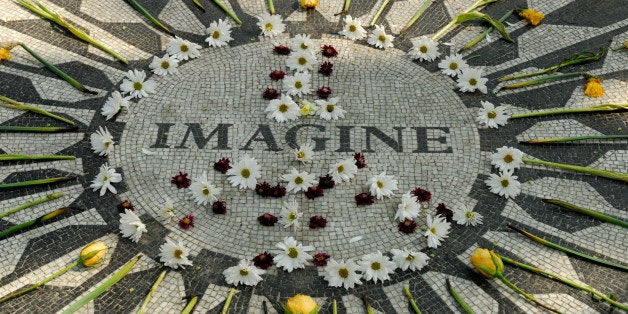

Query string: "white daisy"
[339, 15, 367, 40]
[323, 259, 362, 289]
[424, 215, 450, 248]
[90, 126, 114, 156]
[290, 34, 315, 53]
[368, 172, 398, 199]
[159, 238, 193, 269]
[476, 101, 509, 128]
[438, 54, 468, 77]
[328, 158, 358, 183]
[279, 199, 303, 230]
[119, 209, 146, 243]
[265, 94, 300, 122]
[315, 97, 346, 120]
[358, 251, 396, 283]
[394, 192, 421, 222]
[257, 13, 285, 37]
[457, 68, 488, 93]
[223, 259, 265, 286]
[367, 25, 394, 49]
[189, 171, 221, 205]
[90, 163, 122, 196]
[294, 142, 314, 163]
[283, 72, 312, 97]
[274, 236, 314, 272]
[282, 168, 317, 193]
[485, 169, 521, 199]
[408, 36, 440, 62]
[453, 206, 484, 226]
[161, 198, 175, 223]
[491, 146, 524, 172]
[205, 19, 233, 47]
[166, 36, 201, 60]
[390, 248, 429, 271]
[149, 54, 179, 76]
[101, 91, 130, 120]
[286, 50, 318, 72]
[226, 155, 262, 189]
[120, 69, 156, 99]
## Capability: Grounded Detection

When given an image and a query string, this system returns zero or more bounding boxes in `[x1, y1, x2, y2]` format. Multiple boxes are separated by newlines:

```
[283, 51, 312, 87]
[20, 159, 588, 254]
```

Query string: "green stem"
[494, 272, 562, 313]
[511, 103, 628, 119]
[332, 299, 338, 314]
[181, 295, 199, 314]
[369, 0, 391, 27]
[335, 0, 350, 15]
[0, 207, 69, 239]
[20, 44, 97, 95]
[0, 176, 75, 190]
[499, 50, 605, 82]
[399, 0, 433, 33]
[522, 135, 628, 144]
[362, 295, 374, 314]
[192, 0, 205, 12]
[432, 0, 498, 40]
[0, 259, 81, 303]
[61, 255, 141, 314]
[127, 0, 174, 36]
[403, 286, 421, 314]
[0, 192, 64, 219]
[0, 126, 78, 132]
[460, 9, 513, 51]
[542, 199, 628, 228]
[0, 154, 75, 161]
[0, 94, 75, 125]
[221, 288, 235, 314]
[266, 0, 275, 14]
[500, 255, 628, 311]
[212, 0, 242, 25]
[522, 157, 628, 183]
[137, 270, 168, 314]
[446, 278, 474, 314]
[500, 72, 582, 90]
[508, 224, 628, 271]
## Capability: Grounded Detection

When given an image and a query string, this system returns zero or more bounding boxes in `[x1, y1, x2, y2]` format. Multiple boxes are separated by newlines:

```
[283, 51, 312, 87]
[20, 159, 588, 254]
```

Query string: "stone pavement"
[0, 0, 626, 313]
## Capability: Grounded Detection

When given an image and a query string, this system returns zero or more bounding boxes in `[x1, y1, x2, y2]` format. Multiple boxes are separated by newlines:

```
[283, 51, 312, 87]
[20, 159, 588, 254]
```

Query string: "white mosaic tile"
[0, 132, 84, 157]
[129, 271, 187, 314]
[159, 0, 206, 36]
[516, 119, 604, 143]
[588, 150, 628, 173]
[80, 0, 145, 23]
[194, 283, 234, 313]
[423, 271, 500, 313]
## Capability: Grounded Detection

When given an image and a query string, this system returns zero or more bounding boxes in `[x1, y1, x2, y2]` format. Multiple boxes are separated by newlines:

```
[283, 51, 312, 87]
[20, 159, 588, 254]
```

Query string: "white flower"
[166, 36, 201, 60]
[101, 91, 130, 120]
[294, 142, 315, 163]
[476, 101, 509, 128]
[161, 198, 175, 223]
[323, 259, 362, 289]
[424, 215, 450, 248]
[390, 248, 429, 271]
[485, 169, 521, 199]
[226, 155, 261, 189]
[120, 69, 156, 99]
[119, 209, 146, 243]
[328, 158, 358, 183]
[283, 72, 312, 97]
[189, 171, 221, 205]
[491, 146, 524, 172]
[90, 163, 122, 196]
[358, 251, 396, 283]
[290, 34, 315, 53]
[257, 13, 285, 37]
[90, 126, 114, 156]
[438, 54, 468, 77]
[279, 199, 303, 230]
[286, 50, 318, 72]
[265, 94, 300, 122]
[457, 68, 488, 93]
[223, 259, 265, 286]
[408, 36, 440, 62]
[453, 206, 484, 226]
[316, 97, 346, 120]
[159, 238, 193, 269]
[394, 192, 420, 222]
[282, 168, 317, 193]
[367, 25, 394, 49]
[339, 15, 367, 40]
[205, 19, 233, 47]
[274, 236, 314, 272]
[368, 171, 398, 199]
[149, 54, 179, 76]
[298, 99, 318, 116]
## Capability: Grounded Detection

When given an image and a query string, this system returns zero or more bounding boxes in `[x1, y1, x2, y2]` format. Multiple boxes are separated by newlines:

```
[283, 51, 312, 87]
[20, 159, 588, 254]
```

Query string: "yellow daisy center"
[371, 262, 381, 270]
[265, 23, 273, 31]
[288, 247, 299, 258]
[298, 57, 307, 65]
[174, 249, 183, 259]
[466, 211, 475, 219]
[378, 34, 386, 42]
[469, 78, 477, 86]
[487, 111, 497, 119]
[294, 176, 304, 184]
[161, 61, 169, 69]
[297, 151, 306, 159]
[133, 82, 142, 91]
[241, 168, 251, 178]
[405, 254, 415, 261]
[501, 179, 509, 187]
[295, 81, 303, 89]
[338, 268, 349, 278]
[377, 181, 384, 189]
[420, 46, 427, 53]
[449, 62, 458, 70]
[180, 44, 188, 52]
[202, 187, 210, 195]
[430, 227, 436, 234]
[349, 25, 357, 32]
[279, 104, 289, 113]
[503, 154, 514, 163]
[212, 31, 220, 39]
[288, 212, 297, 221]
[337, 165, 344, 173]
[300, 42, 308, 49]
[239, 269, 249, 276]
[326, 104, 334, 112]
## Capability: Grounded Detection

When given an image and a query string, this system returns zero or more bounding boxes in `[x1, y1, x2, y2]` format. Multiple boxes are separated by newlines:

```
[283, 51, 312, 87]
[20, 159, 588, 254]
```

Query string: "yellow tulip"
[584, 77, 604, 98]
[285, 294, 319, 314]
[80, 241, 108, 266]
[469, 248, 503, 279]
[300, 0, 318, 9]
[518, 8, 544, 26]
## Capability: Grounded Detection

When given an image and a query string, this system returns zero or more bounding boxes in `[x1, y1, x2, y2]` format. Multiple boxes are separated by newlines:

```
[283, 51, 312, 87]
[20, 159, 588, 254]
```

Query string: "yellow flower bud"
[0, 48, 11, 62]
[285, 294, 319, 314]
[300, 0, 318, 9]
[584, 77, 604, 98]
[519, 8, 544, 26]
[624, 40, 628, 49]
[470, 248, 503, 279]
[80, 241, 108, 267]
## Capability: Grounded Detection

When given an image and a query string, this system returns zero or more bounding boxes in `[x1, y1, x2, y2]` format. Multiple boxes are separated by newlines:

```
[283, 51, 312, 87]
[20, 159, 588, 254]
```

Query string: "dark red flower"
[436, 203, 453, 222]
[263, 87, 280, 100]
[304, 186, 324, 199]
[270, 183, 286, 198]
[116, 200, 134, 213]
[213, 157, 231, 174]
[212, 200, 227, 214]
[313, 252, 331, 266]
[354, 152, 366, 169]
[398, 219, 418, 234]
[316, 86, 332, 99]
[255, 181, 272, 197]
[318, 174, 335, 189]
[178, 214, 195, 230]
[273, 45, 291, 55]
[319, 61, 333, 76]
[309, 215, 328, 229]
[412, 187, 432, 203]
[257, 212, 278, 226]
[269, 70, 285, 81]
[171, 172, 191, 189]
[321, 45, 338, 58]
[355, 193, 374, 206]
[253, 252, 274, 269]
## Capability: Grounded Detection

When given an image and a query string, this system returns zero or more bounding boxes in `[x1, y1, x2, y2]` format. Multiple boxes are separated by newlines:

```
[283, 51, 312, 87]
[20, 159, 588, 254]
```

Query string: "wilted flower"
[212, 200, 227, 214]
[262, 87, 280, 100]
[318, 174, 335, 189]
[309, 215, 327, 229]
[316, 86, 332, 99]
[584, 77, 604, 97]
[304, 186, 324, 199]
[171, 171, 191, 189]
[178, 214, 195, 230]
[313, 252, 330, 266]
[319, 61, 333, 76]
[518, 8, 544, 26]
[253, 252, 274, 269]
[435, 203, 453, 222]
[354, 152, 366, 169]
[321, 45, 338, 58]
[412, 187, 431, 203]
[398, 219, 418, 234]
[271, 183, 287, 198]
[274, 45, 291, 55]
[116, 199, 135, 213]
[255, 181, 273, 197]
[213, 157, 231, 174]
[80, 241, 108, 266]
[257, 212, 279, 226]
[269, 70, 286, 81]
[355, 192, 374, 205]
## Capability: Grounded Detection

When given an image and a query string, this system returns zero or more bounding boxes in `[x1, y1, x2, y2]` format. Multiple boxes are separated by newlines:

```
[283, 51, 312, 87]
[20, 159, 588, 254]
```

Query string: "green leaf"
[455, 11, 513, 42]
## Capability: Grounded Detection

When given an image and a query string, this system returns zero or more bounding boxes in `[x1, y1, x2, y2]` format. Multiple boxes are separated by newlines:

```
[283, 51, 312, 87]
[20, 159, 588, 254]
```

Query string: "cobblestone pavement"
[0, 0, 626, 313]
